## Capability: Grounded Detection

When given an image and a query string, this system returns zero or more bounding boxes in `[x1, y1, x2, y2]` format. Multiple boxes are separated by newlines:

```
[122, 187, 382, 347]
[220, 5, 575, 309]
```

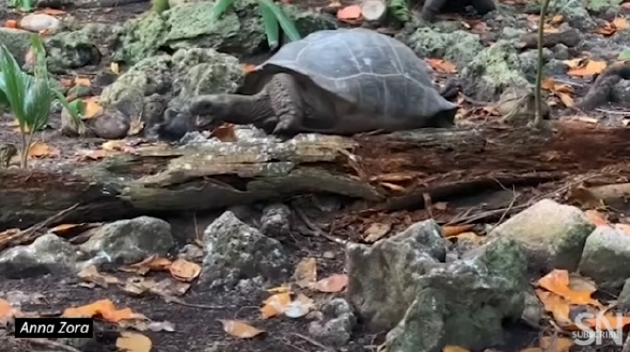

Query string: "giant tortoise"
[159, 28, 459, 140]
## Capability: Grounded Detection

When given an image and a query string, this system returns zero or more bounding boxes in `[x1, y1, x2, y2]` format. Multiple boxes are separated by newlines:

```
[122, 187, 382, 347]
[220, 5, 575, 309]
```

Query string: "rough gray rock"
[308, 298, 357, 346]
[80, 216, 175, 264]
[116, 1, 336, 65]
[398, 27, 484, 69]
[385, 237, 528, 352]
[260, 203, 292, 238]
[100, 47, 244, 133]
[461, 40, 531, 102]
[0, 28, 33, 66]
[346, 220, 445, 331]
[199, 211, 291, 290]
[578, 225, 630, 289]
[0, 234, 87, 278]
[488, 199, 594, 274]
[43, 24, 115, 73]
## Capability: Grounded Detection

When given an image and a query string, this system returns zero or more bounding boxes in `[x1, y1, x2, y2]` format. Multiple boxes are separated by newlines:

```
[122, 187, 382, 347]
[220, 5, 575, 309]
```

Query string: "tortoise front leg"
[265, 73, 304, 139]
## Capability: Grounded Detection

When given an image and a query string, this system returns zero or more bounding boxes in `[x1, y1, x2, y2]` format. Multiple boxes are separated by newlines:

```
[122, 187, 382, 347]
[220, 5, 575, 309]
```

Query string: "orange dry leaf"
[541, 77, 575, 107]
[210, 123, 237, 142]
[63, 299, 147, 323]
[0, 299, 13, 321]
[169, 259, 201, 282]
[217, 319, 265, 338]
[613, 17, 628, 29]
[337, 5, 362, 21]
[426, 58, 457, 73]
[28, 142, 60, 159]
[4, 20, 19, 29]
[260, 292, 292, 319]
[82, 97, 104, 118]
[292, 257, 317, 289]
[116, 332, 152, 352]
[583, 312, 630, 330]
[74, 77, 91, 87]
[550, 15, 564, 24]
[441, 224, 474, 238]
[540, 336, 573, 352]
[535, 290, 573, 327]
[537, 269, 600, 306]
[313, 274, 348, 293]
[122, 255, 172, 275]
[242, 63, 256, 73]
[568, 60, 607, 77]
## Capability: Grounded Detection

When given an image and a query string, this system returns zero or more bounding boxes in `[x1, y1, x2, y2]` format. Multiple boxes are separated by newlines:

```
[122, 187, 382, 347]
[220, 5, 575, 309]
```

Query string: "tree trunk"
[2, 122, 629, 229]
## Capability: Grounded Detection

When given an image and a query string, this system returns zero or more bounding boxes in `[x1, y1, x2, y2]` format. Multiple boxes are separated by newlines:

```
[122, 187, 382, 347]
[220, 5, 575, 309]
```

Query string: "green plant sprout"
[210, 0, 301, 50]
[0, 34, 81, 168]
[8, 0, 35, 12]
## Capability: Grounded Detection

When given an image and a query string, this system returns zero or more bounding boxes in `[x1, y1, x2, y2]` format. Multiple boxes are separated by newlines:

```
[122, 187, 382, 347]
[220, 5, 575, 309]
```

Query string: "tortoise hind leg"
[265, 73, 304, 139]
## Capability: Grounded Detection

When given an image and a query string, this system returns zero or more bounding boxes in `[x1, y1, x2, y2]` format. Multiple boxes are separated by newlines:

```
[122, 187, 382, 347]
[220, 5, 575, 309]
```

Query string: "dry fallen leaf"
[121, 255, 172, 275]
[217, 319, 265, 338]
[77, 265, 120, 288]
[284, 293, 315, 318]
[128, 117, 145, 136]
[567, 60, 607, 77]
[110, 62, 120, 75]
[116, 332, 152, 352]
[260, 292, 292, 319]
[210, 123, 237, 142]
[74, 76, 91, 87]
[426, 58, 457, 73]
[337, 5, 362, 21]
[313, 274, 348, 293]
[442, 224, 474, 238]
[242, 64, 256, 73]
[537, 269, 600, 306]
[28, 142, 60, 159]
[292, 257, 317, 288]
[169, 259, 201, 282]
[443, 346, 470, 352]
[63, 299, 148, 323]
[363, 222, 391, 243]
[82, 97, 104, 119]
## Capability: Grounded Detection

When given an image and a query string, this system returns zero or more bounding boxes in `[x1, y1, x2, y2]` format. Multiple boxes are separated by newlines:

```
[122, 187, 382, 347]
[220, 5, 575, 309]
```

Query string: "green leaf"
[258, 0, 301, 42]
[259, 1, 280, 49]
[23, 77, 53, 132]
[210, 0, 237, 22]
[68, 99, 86, 116]
[0, 45, 30, 124]
[619, 49, 630, 61]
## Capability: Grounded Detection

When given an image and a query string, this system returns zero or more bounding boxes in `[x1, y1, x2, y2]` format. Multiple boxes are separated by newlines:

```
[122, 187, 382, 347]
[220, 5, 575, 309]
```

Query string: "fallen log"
[2, 122, 630, 229]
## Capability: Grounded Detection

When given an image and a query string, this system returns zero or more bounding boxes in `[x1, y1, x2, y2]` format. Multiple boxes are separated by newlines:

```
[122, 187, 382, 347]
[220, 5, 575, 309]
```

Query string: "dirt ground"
[2, 1, 630, 352]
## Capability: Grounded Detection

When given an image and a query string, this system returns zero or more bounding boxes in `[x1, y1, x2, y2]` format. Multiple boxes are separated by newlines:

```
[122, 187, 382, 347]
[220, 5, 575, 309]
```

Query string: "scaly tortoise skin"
[161, 28, 460, 140]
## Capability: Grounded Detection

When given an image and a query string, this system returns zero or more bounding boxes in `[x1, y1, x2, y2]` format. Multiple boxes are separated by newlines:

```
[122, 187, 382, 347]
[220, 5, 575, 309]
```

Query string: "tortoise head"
[188, 95, 234, 129]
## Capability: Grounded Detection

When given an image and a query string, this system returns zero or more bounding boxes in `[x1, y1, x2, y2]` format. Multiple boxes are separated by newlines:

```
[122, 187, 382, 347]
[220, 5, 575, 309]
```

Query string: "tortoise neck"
[224, 93, 274, 124]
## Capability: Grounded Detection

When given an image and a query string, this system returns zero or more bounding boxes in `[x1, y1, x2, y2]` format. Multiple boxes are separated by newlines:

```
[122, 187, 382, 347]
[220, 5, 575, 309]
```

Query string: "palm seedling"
[209, 0, 301, 50]
[8, 0, 34, 12]
[0, 34, 82, 168]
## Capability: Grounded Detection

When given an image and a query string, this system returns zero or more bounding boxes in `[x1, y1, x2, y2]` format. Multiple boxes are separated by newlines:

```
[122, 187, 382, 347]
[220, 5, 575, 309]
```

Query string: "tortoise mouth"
[194, 115, 221, 131]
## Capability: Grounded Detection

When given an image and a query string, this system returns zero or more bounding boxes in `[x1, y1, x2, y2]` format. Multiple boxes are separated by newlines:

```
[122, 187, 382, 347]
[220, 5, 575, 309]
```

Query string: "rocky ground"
[3, 0, 630, 351]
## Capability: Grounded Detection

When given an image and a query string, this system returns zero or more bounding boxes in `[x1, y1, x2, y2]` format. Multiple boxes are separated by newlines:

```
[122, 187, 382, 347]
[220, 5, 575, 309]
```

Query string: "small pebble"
[19, 14, 62, 33]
